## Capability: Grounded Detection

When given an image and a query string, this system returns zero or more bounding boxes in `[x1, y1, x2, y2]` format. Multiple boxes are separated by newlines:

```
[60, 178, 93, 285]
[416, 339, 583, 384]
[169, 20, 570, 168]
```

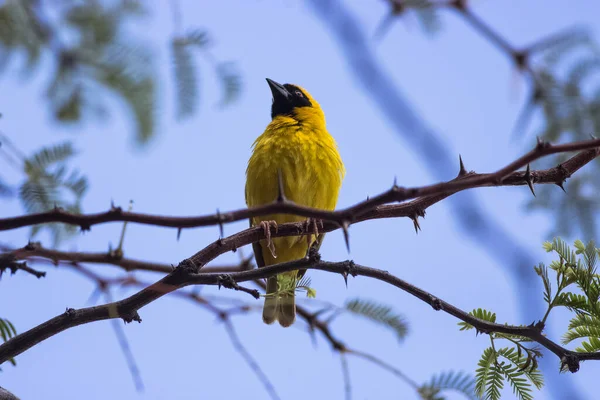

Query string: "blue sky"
[1, 1, 599, 399]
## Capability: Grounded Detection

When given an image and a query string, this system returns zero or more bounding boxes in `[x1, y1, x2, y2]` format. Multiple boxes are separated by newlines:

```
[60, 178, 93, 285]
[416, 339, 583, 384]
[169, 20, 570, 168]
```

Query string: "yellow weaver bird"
[245, 79, 345, 327]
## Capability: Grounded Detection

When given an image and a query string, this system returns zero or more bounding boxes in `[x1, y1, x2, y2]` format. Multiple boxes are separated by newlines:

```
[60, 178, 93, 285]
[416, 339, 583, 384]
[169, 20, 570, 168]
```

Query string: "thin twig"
[222, 318, 281, 400]
[104, 291, 144, 392]
[346, 349, 419, 390]
[340, 352, 352, 400]
[0, 254, 46, 279]
[3, 242, 249, 275]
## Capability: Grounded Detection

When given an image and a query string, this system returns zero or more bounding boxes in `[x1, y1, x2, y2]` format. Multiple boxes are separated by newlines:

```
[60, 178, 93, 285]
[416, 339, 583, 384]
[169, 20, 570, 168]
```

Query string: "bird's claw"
[259, 220, 278, 259]
[304, 218, 323, 246]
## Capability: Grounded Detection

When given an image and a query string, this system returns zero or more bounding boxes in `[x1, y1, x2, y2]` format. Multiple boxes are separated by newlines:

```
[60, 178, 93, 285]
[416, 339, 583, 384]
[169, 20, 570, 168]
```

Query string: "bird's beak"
[266, 78, 291, 104]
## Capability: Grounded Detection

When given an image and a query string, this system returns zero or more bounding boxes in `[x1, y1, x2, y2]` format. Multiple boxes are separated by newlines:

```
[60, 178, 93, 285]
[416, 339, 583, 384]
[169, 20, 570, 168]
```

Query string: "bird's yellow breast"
[245, 114, 345, 264]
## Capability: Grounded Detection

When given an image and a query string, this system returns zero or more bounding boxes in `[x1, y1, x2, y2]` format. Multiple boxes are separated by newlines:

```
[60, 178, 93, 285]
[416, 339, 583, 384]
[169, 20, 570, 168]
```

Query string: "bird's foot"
[259, 220, 278, 259]
[303, 218, 323, 246]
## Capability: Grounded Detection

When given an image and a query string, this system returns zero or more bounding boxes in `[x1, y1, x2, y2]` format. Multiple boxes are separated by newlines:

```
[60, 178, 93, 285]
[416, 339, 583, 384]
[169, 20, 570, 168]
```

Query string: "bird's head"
[266, 78, 324, 123]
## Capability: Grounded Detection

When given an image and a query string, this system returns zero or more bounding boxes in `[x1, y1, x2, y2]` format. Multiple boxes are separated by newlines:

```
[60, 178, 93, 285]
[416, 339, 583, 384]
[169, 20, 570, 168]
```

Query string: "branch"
[340, 352, 352, 400]
[1, 139, 598, 232]
[2, 242, 248, 275]
[0, 386, 20, 400]
[0, 253, 46, 279]
[222, 318, 281, 400]
[2, 256, 599, 371]
[3, 243, 359, 364]
[346, 348, 419, 389]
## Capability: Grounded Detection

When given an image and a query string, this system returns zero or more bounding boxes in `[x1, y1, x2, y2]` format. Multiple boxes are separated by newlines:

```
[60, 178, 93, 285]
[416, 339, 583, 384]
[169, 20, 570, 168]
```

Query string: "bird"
[245, 78, 345, 327]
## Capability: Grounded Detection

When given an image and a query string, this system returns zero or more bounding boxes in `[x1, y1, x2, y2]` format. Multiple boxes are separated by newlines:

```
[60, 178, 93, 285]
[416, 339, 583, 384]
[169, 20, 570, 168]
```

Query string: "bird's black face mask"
[267, 78, 312, 119]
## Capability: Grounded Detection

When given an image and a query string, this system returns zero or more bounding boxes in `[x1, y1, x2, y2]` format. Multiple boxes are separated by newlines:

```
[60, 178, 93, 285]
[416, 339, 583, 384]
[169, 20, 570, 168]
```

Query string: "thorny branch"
[3, 256, 599, 372]
[0, 252, 46, 278]
[1, 138, 599, 233]
[1, 141, 600, 370]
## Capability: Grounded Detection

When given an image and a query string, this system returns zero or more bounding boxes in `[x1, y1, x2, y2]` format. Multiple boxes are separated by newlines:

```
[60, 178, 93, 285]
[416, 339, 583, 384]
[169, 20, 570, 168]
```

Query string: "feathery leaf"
[458, 308, 496, 331]
[344, 298, 408, 341]
[419, 370, 478, 400]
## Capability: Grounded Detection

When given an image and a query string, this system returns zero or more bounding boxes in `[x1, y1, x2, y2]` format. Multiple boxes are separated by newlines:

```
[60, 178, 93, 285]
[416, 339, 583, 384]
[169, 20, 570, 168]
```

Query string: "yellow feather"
[245, 81, 345, 327]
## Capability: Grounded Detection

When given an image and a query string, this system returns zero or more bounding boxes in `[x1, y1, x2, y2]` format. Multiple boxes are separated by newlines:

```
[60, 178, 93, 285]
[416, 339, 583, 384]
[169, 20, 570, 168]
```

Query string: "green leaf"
[458, 308, 496, 331]
[18, 142, 88, 245]
[543, 241, 554, 252]
[555, 292, 590, 313]
[0, 318, 17, 367]
[295, 276, 317, 298]
[215, 62, 242, 108]
[475, 347, 502, 400]
[496, 347, 544, 391]
[419, 370, 478, 400]
[178, 29, 210, 47]
[574, 240, 586, 254]
[95, 42, 156, 144]
[344, 298, 408, 341]
[534, 263, 552, 304]
[545, 238, 578, 267]
[563, 313, 600, 346]
[563, 323, 600, 345]
[538, 27, 593, 66]
[0, 318, 16, 342]
[25, 142, 76, 174]
[582, 240, 597, 273]
[171, 38, 199, 120]
[576, 336, 600, 353]
[55, 88, 82, 122]
[0, 0, 46, 74]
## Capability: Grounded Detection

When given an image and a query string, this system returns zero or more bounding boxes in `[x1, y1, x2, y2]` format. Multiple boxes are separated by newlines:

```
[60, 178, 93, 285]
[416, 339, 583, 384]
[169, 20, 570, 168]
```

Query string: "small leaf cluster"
[0, 318, 16, 368]
[460, 238, 600, 399]
[524, 28, 600, 240]
[458, 309, 544, 400]
[0, 1, 242, 145]
[295, 276, 317, 299]
[539, 238, 600, 356]
[418, 370, 478, 400]
[17, 142, 88, 246]
[376, 0, 442, 40]
[344, 298, 408, 341]
[171, 29, 242, 120]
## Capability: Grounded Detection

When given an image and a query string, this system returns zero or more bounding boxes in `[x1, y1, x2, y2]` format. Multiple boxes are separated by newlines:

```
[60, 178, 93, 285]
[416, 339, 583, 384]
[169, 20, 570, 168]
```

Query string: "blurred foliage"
[0, 0, 242, 245]
[18, 141, 87, 246]
[460, 238, 600, 400]
[344, 298, 408, 341]
[171, 29, 241, 119]
[377, 1, 600, 240]
[523, 28, 600, 240]
[375, 0, 441, 40]
[1, 134, 87, 245]
[0, 0, 241, 144]
[418, 370, 478, 400]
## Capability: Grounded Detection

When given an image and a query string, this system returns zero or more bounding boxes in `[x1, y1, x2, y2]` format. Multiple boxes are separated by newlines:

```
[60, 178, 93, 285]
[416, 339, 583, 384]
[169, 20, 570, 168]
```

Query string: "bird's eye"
[294, 90, 303, 97]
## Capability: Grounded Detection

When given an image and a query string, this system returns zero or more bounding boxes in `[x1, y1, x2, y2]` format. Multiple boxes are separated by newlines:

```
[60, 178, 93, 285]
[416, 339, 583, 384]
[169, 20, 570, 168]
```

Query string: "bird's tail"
[262, 276, 279, 324]
[277, 291, 296, 327]
[262, 273, 297, 327]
